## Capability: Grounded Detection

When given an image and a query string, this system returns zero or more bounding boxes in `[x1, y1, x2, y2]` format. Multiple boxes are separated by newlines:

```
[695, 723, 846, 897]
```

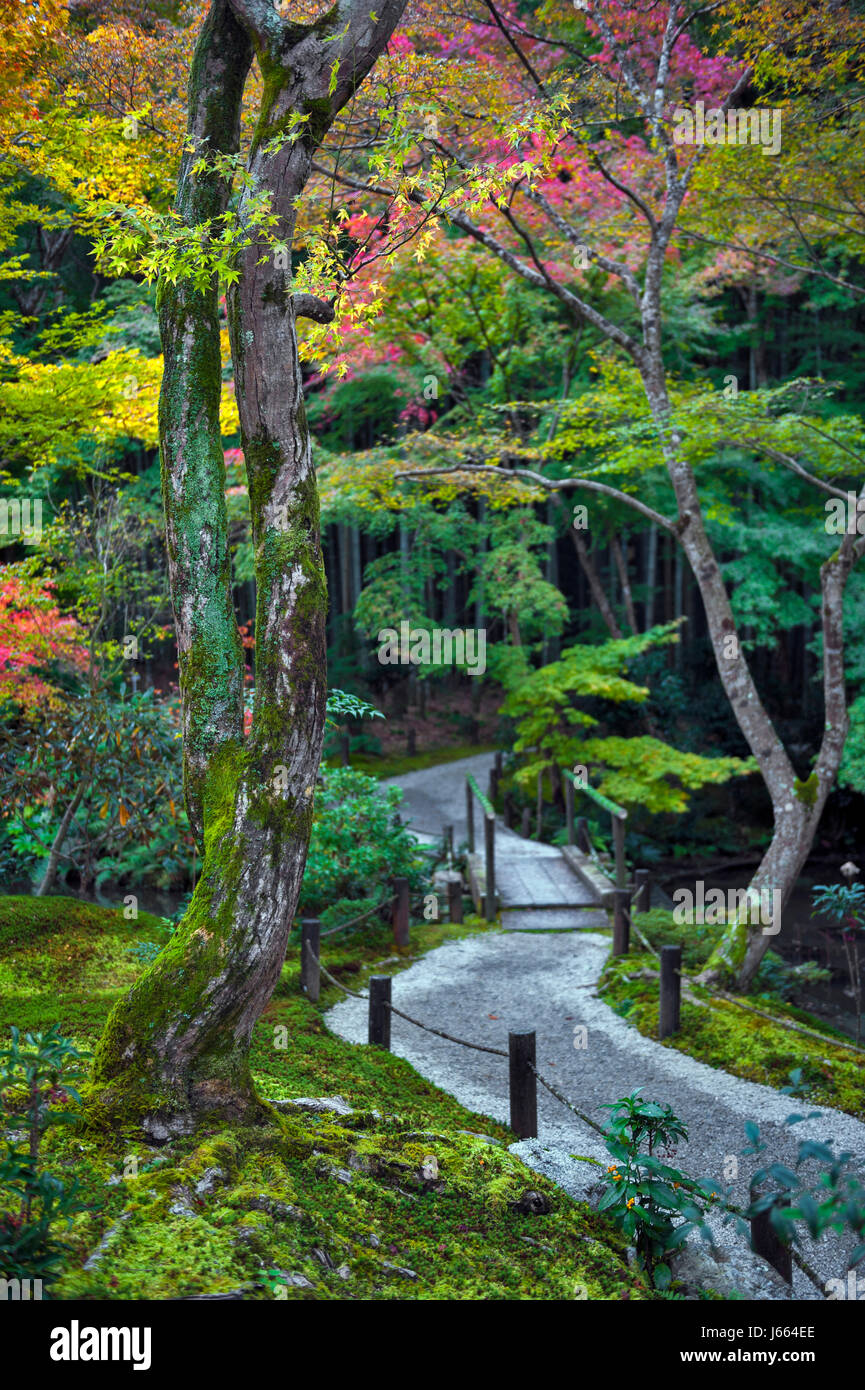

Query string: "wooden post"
[466, 780, 475, 853]
[494, 750, 503, 776]
[536, 771, 543, 840]
[750, 1188, 793, 1285]
[659, 944, 682, 1038]
[612, 813, 627, 890]
[503, 793, 513, 829]
[508, 1031, 537, 1139]
[612, 890, 630, 956]
[392, 876, 410, 947]
[488, 766, 499, 804]
[443, 823, 454, 860]
[520, 806, 531, 838]
[447, 876, 463, 924]
[300, 918, 320, 1002]
[576, 816, 590, 853]
[633, 868, 650, 914]
[484, 814, 496, 921]
[565, 776, 575, 846]
[368, 975, 392, 1049]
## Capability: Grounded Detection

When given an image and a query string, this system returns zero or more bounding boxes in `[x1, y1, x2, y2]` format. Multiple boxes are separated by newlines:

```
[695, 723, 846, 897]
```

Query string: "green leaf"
[653, 1262, 672, 1290]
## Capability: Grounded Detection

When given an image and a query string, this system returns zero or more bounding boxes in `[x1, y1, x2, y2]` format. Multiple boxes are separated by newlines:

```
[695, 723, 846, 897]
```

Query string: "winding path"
[325, 754, 865, 1299]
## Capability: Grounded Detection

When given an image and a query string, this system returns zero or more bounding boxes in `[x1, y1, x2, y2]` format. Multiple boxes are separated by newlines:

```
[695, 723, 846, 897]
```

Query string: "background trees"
[1, 0, 865, 1054]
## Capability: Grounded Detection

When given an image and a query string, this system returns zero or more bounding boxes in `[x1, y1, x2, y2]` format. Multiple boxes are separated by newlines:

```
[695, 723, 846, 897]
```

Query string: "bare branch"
[718, 438, 850, 500]
[394, 461, 677, 531]
[676, 227, 865, 297]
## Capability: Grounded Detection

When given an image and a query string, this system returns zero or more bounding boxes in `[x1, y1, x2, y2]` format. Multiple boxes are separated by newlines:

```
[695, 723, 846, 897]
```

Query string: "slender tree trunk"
[638, 358, 860, 989]
[563, 505, 622, 638]
[36, 778, 88, 897]
[645, 522, 657, 630]
[612, 534, 639, 636]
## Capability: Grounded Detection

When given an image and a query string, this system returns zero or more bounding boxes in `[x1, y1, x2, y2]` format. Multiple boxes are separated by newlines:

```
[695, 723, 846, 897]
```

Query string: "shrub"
[298, 767, 425, 916]
[0, 1025, 90, 1284]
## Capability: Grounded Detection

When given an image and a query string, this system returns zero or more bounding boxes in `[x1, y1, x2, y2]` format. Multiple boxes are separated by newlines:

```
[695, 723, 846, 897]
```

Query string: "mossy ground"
[0, 895, 649, 1301]
[600, 909, 865, 1119]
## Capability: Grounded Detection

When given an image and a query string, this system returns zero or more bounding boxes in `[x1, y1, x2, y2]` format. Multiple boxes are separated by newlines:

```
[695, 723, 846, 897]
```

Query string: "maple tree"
[299, 0, 865, 988]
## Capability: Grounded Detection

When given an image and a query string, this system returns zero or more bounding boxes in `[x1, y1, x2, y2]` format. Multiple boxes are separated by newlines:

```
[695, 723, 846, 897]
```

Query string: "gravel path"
[326, 929, 865, 1297]
[326, 755, 865, 1298]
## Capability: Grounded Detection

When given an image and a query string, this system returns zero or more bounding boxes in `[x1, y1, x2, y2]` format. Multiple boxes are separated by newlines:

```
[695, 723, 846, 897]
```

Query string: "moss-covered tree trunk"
[90, 0, 406, 1139]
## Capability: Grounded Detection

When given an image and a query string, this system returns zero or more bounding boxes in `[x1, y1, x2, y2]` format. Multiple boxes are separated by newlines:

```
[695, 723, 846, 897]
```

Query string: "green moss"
[599, 922, 865, 1119]
[344, 743, 499, 780]
[50, 1110, 648, 1302]
[794, 772, 819, 808]
[1, 893, 649, 1301]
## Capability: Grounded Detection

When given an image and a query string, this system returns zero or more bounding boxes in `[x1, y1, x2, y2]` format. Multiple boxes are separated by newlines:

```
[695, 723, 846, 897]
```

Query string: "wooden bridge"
[463, 762, 650, 933]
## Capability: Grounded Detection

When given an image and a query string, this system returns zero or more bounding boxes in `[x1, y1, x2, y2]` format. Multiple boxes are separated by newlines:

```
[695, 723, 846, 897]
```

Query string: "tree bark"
[559, 500, 622, 638]
[90, 0, 408, 1137]
[611, 534, 639, 636]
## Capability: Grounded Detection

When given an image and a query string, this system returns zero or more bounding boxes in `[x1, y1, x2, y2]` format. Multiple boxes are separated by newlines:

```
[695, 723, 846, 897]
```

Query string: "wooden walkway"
[462, 767, 621, 932]
[466, 834, 612, 932]
[384, 752, 632, 934]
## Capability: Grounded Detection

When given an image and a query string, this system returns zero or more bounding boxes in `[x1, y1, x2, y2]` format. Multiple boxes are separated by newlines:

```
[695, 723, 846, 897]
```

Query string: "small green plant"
[753, 949, 831, 1004]
[298, 765, 425, 915]
[598, 1090, 717, 1289]
[742, 1088, 865, 1275]
[125, 896, 187, 966]
[0, 1025, 91, 1284]
[812, 881, 864, 1043]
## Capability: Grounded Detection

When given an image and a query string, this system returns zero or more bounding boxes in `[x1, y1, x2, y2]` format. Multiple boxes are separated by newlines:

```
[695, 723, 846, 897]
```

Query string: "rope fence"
[293, 834, 847, 1296]
[304, 935, 824, 1292]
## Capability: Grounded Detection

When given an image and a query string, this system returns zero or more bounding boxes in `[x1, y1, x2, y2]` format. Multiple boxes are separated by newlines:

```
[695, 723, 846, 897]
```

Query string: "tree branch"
[717, 438, 850, 499]
[394, 461, 678, 531]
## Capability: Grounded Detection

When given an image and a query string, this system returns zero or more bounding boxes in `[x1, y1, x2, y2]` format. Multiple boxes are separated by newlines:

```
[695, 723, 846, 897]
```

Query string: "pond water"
[663, 859, 863, 1041]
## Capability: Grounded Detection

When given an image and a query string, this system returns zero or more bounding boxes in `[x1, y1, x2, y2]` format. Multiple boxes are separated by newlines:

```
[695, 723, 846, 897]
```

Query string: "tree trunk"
[645, 522, 657, 630]
[611, 533, 638, 636]
[89, 0, 408, 1137]
[638, 358, 860, 990]
[36, 778, 88, 897]
[562, 504, 622, 638]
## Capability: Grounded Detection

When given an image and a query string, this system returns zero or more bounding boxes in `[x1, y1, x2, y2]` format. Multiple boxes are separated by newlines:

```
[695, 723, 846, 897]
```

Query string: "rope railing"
[301, 919, 826, 1294]
[306, 941, 507, 1057]
[563, 767, 628, 890]
[317, 893, 395, 939]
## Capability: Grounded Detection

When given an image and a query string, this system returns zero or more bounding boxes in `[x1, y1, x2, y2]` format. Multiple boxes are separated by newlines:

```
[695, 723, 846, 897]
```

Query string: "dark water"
[663, 860, 863, 1040]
